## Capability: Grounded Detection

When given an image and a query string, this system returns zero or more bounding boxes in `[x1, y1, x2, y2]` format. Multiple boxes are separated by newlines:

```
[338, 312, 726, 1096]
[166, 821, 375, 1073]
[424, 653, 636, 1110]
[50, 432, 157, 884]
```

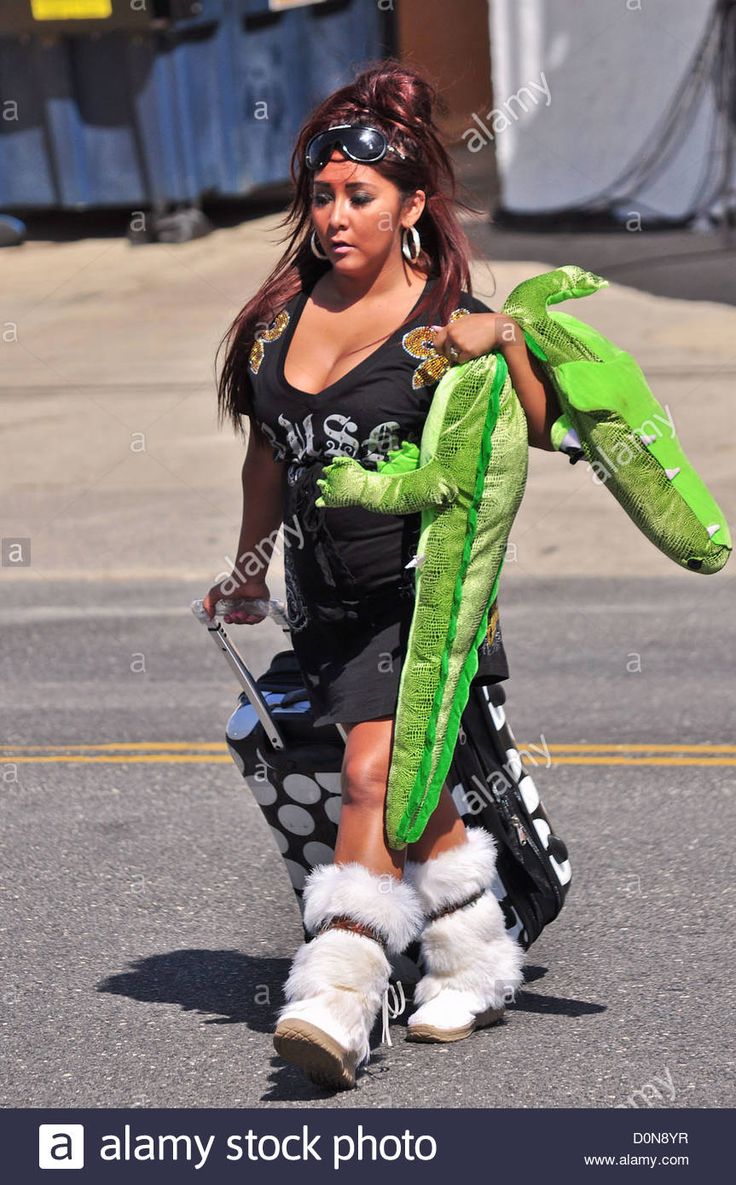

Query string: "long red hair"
[216, 57, 485, 441]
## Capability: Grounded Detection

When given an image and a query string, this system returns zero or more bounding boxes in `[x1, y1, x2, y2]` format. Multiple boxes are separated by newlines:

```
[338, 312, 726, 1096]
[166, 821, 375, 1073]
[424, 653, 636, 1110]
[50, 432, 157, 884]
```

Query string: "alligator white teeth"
[404, 553, 426, 569]
[707, 523, 721, 538]
[560, 428, 582, 453]
[664, 467, 680, 480]
[639, 433, 657, 445]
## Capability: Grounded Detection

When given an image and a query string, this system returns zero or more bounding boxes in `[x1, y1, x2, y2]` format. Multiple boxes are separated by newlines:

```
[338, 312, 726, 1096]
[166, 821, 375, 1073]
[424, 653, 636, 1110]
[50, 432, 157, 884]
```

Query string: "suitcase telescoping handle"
[190, 597, 291, 750]
[190, 596, 292, 630]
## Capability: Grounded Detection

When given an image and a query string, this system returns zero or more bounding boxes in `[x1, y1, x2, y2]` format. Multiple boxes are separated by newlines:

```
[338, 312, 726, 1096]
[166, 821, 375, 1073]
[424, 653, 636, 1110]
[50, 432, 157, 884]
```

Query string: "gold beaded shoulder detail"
[401, 307, 472, 389]
[248, 309, 290, 375]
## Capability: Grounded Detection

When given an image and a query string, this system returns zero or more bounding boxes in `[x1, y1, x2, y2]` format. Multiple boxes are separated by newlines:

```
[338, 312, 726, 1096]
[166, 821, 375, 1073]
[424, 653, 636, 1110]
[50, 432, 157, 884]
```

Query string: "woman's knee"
[341, 717, 393, 811]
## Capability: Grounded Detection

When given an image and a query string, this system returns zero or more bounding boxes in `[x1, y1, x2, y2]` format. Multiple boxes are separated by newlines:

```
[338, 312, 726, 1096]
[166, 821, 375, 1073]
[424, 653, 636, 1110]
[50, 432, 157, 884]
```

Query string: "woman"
[204, 60, 559, 1090]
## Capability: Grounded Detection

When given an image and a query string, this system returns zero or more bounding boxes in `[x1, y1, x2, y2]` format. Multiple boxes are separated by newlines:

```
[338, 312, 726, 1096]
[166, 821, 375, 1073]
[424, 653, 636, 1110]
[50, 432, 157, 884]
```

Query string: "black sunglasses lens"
[306, 126, 386, 169]
[346, 127, 385, 159]
[305, 132, 331, 170]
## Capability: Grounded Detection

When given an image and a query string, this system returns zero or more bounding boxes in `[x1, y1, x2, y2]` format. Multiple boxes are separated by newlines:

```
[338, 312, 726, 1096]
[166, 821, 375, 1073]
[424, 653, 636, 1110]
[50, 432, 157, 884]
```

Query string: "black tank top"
[246, 274, 496, 620]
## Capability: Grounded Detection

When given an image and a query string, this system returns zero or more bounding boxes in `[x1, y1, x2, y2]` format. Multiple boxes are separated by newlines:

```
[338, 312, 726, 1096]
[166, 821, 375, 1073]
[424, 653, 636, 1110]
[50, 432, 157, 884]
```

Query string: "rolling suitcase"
[192, 597, 572, 989]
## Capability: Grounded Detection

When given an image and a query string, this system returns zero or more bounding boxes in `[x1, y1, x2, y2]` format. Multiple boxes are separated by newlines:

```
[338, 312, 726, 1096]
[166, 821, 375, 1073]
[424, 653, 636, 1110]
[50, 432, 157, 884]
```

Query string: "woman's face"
[310, 150, 425, 273]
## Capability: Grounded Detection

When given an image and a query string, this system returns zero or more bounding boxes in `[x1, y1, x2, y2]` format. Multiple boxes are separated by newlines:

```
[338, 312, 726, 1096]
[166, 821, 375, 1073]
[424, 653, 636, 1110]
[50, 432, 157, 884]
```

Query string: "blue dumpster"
[0, 0, 389, 210]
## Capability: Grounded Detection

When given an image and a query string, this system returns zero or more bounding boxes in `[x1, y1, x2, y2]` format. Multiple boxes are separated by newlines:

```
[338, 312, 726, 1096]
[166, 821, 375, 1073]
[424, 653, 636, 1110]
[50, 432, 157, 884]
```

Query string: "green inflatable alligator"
[315, 265, 731, 848]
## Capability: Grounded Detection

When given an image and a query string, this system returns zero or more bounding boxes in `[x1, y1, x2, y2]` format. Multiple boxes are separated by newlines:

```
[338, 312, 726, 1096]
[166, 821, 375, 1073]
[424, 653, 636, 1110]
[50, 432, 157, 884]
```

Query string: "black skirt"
[283, 461, 509, 728]
[286, 566, 509, 729]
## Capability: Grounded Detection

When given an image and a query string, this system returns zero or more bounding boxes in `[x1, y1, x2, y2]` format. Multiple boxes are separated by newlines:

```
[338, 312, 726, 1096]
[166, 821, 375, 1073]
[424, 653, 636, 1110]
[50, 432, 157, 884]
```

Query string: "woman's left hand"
[433, 312, 561, 450]
[432, 313, 521, 365]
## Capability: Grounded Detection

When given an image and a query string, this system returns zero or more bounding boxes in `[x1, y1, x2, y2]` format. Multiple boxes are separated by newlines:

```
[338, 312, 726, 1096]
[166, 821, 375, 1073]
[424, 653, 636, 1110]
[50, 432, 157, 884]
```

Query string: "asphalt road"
[1, 574, 733, 1110]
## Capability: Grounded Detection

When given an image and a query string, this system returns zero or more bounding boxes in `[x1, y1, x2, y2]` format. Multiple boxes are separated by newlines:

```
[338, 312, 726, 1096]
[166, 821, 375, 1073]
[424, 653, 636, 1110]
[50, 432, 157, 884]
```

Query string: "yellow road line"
[1, 741, 734, 755]
[538, 743, 736, 754]
[0, 754, 235, 764]
[0, 742, 227, 751]
[546, 756, 736, 766]
[0, 753, 735, 767]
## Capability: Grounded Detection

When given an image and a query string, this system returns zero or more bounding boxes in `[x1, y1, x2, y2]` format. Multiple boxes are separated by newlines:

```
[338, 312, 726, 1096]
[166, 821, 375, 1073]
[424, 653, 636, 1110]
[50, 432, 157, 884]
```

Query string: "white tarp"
[484, 0, 721, 220]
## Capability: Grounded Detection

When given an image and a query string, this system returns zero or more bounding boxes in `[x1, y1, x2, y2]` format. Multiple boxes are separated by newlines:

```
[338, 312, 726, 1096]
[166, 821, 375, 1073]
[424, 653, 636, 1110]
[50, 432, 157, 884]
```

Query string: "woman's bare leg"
[333, 715, 406, 879]
[334, 712, 468, 873]
[405, 784, 468, 864]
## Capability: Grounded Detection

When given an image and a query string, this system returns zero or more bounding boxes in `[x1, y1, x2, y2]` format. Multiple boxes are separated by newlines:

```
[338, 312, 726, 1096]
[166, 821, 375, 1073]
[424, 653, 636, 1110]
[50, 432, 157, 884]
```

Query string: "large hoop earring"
[401, 225, 421, 262]
[310, 229, 329, 260]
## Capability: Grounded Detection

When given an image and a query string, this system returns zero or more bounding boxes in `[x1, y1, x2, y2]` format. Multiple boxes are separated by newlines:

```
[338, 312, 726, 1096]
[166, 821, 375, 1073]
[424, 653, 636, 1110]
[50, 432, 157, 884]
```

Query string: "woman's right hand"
[202, 577, 271, 624]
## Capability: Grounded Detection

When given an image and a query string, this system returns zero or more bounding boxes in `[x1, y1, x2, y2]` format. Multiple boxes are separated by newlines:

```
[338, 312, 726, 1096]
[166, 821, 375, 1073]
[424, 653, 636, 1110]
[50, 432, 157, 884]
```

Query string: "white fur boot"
[273, 861, 424, 1089]
[403, 827, 525, 1042]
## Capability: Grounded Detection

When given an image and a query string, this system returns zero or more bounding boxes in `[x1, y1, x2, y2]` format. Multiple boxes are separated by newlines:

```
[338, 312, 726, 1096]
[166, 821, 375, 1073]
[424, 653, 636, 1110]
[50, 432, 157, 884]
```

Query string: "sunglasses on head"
[304, 123, 408, 171]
